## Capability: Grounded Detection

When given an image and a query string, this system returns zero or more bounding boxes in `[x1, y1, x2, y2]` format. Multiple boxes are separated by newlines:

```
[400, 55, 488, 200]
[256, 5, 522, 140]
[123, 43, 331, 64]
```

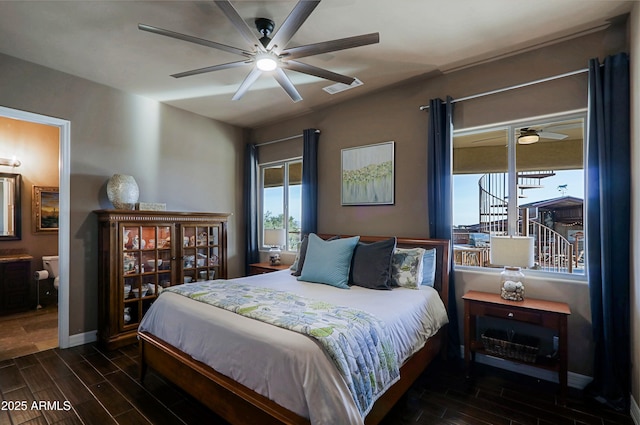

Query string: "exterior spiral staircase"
[478, 171, 575, 273]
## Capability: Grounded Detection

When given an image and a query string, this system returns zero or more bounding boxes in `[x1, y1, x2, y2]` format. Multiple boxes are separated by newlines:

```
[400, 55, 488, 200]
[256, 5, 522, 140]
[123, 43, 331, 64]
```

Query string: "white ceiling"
[0, 1, 634, 128]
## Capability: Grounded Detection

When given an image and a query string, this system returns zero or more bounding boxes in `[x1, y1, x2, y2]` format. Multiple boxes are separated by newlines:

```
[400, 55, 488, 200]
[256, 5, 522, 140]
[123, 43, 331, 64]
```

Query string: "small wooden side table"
[463, 290, 571, 403]
[249, 262, 290, 276]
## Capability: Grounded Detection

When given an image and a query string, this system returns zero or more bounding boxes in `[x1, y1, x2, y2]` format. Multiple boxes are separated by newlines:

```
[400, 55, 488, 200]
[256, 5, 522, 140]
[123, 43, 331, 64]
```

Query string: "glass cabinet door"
[181, 223, 223, 284]
[121, 223, 173, 329]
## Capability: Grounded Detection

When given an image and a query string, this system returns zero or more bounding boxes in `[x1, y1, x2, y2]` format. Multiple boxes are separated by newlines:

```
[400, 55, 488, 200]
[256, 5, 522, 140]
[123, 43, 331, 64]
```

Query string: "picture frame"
[32, 186, 59, 233]
[341, 141, 395, 205]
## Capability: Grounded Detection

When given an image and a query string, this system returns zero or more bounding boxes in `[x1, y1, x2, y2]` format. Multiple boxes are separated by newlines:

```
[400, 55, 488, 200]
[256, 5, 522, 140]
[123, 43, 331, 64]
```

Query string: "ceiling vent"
[322, 78, 363, 95]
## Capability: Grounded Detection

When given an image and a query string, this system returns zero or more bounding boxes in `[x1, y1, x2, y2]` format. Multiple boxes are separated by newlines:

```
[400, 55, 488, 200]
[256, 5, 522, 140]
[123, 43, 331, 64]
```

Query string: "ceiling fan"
[139, 0, 380, 102]
[469, 125, 574, 146]
[517, 127, 568, 144]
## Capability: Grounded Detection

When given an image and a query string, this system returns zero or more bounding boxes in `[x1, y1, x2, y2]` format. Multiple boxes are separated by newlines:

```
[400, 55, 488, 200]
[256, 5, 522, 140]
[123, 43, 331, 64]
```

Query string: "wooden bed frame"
[139, 235, 450, 425]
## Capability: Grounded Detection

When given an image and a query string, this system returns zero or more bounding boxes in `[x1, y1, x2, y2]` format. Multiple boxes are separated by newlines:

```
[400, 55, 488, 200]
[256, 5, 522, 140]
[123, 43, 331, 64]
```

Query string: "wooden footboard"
[139, 330, 309, 425]
[139, 327, 445, 425]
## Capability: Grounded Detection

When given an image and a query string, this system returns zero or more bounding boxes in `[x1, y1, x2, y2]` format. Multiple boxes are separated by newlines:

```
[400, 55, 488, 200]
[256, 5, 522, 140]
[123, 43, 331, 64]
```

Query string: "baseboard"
[68, 330, 97, 348]
[460, 346, 592, 389]
[631, 394, 640, 425]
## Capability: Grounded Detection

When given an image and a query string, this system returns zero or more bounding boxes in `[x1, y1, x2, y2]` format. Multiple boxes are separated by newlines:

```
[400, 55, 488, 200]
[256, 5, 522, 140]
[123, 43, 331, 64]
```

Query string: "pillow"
[421, 248, 437, 287]
[289, 235, 306, 274]
[349, 237, 397, 290]
[298, 233, 360, 289]
[390, 247, 426, 289]
[291, 234, 339, 276]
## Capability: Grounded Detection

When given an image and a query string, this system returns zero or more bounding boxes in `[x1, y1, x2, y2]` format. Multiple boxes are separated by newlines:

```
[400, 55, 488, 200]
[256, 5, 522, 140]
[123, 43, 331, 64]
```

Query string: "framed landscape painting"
[341, 141, 395, 205]
[33, 186, 59, 233]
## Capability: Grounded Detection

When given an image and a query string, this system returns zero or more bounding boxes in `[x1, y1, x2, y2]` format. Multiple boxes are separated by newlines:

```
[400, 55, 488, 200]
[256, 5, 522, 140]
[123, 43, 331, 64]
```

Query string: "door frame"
[0, 106, 71, 348]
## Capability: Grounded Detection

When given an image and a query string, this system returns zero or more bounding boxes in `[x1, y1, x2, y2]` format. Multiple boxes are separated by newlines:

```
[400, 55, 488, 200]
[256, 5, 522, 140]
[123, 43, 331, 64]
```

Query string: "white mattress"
[139, 270, 448, 425]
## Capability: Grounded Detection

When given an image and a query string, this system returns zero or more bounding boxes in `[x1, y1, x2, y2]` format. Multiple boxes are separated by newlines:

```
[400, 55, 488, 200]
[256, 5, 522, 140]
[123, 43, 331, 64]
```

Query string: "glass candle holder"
[500, 266, 525, 301]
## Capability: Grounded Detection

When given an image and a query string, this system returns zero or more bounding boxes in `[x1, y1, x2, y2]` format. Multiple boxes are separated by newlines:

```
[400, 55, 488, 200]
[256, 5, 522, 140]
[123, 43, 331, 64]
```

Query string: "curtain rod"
[418, 67, 588, 111]
[256, 129, 321, 147]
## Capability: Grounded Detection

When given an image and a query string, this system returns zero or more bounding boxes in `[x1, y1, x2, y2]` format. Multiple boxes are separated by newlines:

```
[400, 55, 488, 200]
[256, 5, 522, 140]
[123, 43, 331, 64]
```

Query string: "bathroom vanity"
[0, 254, 32, 315]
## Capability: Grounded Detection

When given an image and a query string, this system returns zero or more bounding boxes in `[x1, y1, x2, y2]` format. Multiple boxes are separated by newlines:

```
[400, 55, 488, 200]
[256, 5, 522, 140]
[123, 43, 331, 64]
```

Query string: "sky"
[263, 185, 302, 226]
[453, 169, 584, 226]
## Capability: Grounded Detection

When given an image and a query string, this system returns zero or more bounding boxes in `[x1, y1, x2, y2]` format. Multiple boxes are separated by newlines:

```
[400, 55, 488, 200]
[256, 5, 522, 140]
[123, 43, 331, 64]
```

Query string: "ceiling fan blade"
[232, 67, 262, 100]
[273, 68, 303, 102]
[267, 0, 320, 53]
[282, 33, 380, 60]
[214, 1, 264, 51]
[470, 136, 506, 145]
[538, 131, 568, 140]
[283, 60, 355, 85]
[138, 23, 249, 57]
[171, 60, 251, 78]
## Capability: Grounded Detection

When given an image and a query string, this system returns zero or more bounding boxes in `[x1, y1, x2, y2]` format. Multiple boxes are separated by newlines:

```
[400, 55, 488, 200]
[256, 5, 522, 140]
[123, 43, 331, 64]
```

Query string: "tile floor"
[0, 342, 634, 425]
[0, 305, 58, 362]
[0, 308, 634, 425]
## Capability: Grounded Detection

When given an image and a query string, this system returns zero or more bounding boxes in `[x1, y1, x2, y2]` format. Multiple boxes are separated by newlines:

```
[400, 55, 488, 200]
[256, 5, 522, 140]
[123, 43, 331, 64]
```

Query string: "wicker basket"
[481, 329, 539, 363]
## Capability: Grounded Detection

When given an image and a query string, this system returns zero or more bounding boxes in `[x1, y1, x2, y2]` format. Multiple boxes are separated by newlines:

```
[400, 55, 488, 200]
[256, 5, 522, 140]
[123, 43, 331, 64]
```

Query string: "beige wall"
[630, 1, 640, 416]
[0, 53, 247, 335]
[0, 117, 59, 305]
[251, 23, 629, 377]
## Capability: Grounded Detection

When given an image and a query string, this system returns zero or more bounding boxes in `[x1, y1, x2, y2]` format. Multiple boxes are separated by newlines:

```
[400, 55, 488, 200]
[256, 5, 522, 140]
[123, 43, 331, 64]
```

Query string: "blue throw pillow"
[421, 248, 437, 287]
[298, 234, 360, 289]
[291, 234, 339, 277]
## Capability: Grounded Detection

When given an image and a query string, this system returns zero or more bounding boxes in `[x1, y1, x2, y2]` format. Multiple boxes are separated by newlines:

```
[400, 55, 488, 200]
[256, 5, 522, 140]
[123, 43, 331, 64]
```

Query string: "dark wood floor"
[0, 342, 633, 425]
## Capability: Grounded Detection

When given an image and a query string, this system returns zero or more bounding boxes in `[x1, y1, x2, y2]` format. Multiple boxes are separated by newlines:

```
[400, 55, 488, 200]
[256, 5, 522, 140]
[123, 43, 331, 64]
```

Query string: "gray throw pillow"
[349, 237, 397, 290]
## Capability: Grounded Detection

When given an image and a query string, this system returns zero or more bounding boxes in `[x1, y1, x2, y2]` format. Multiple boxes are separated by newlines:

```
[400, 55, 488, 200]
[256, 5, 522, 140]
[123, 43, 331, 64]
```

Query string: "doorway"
[0, 106, 70, 353]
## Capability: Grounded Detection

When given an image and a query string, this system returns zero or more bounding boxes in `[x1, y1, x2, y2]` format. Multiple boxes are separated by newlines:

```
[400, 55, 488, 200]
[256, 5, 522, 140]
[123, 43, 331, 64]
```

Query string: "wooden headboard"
[316, 234, 451, 313]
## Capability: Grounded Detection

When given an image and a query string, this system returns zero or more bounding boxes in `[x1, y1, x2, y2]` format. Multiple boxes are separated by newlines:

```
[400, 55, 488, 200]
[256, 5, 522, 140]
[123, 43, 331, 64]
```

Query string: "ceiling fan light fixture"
[256, 54, 278, 71]
[141, 1, 380, 101]
[518, 130, 540, 145]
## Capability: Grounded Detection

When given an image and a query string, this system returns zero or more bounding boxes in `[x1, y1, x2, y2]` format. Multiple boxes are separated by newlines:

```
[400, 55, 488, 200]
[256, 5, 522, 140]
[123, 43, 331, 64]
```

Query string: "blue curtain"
[585, 53, 630, 412]
[301, 129, 319, 236]
[243, 143, 260, 275]
[426, 96, 460, 357]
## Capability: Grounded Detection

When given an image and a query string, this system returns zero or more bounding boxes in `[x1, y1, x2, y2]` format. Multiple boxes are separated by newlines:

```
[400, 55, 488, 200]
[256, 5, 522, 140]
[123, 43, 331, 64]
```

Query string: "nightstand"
[463, 290, 571, 403]
[249, 262, 290, 275]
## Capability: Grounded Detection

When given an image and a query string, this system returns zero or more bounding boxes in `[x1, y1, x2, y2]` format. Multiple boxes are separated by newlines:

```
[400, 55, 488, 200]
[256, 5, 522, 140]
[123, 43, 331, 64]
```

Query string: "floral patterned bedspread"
[164, 280, 400, 417]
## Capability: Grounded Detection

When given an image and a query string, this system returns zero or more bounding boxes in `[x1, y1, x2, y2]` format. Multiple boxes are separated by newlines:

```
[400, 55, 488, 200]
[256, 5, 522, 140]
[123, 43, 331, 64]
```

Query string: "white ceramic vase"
[106, 174, 139, 210]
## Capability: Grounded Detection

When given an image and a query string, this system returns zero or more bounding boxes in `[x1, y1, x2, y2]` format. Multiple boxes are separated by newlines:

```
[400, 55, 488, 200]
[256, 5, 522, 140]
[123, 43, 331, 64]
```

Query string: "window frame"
[259, 156, 303, 253]
[452, 109, 587, 280]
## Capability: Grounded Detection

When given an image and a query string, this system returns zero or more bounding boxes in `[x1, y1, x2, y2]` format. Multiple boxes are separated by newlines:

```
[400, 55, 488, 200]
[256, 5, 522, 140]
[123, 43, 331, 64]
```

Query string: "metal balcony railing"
[459, 172, 576, 273]
[521, 217, 574, 273]
[478, 173, 507, 234]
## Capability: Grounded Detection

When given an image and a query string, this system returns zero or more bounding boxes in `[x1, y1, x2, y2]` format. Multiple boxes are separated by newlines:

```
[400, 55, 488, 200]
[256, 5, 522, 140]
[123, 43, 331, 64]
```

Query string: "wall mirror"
[0, 172, 22, 240]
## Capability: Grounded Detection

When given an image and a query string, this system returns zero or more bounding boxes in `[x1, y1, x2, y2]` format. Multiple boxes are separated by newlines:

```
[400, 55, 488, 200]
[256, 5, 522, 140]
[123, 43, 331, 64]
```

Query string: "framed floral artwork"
[341, 141, 395, 205]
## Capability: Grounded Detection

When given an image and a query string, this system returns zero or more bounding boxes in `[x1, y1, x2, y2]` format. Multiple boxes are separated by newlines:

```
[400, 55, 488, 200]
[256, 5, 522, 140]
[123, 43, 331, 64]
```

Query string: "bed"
[138, 235, 450, 425]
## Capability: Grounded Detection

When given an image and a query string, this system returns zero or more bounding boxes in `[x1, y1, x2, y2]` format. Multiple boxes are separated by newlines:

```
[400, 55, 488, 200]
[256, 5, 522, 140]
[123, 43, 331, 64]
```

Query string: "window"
[260, 158, 302, 252]
[452, 113, 586, 275]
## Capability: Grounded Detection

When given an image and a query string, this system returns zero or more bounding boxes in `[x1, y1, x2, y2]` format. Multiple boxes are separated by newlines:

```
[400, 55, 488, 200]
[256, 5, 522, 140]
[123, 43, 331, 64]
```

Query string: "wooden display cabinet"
[94, 210, 229, 350]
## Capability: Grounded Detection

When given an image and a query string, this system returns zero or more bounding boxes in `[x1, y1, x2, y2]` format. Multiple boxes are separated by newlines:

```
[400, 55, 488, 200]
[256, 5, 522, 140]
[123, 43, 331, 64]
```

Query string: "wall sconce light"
[0, 156, 21, 167]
